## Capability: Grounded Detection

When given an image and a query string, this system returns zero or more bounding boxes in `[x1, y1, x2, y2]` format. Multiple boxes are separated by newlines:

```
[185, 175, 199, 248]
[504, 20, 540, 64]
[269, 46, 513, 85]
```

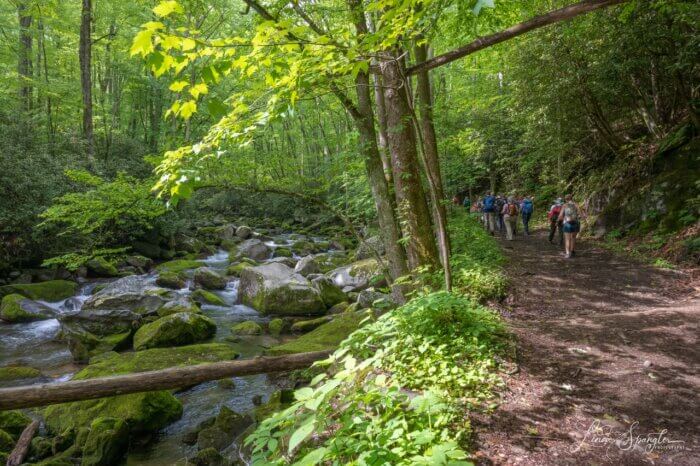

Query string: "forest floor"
[472, 227, 699, 466]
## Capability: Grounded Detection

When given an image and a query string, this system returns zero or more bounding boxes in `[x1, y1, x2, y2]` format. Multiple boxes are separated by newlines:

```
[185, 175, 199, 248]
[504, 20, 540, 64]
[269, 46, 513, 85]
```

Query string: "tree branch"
[406, 0, 628, 76]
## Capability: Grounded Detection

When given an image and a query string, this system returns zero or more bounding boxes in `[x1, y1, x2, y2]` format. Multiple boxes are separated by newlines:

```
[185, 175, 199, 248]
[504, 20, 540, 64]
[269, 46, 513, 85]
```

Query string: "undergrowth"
[244, 213, 511, 465]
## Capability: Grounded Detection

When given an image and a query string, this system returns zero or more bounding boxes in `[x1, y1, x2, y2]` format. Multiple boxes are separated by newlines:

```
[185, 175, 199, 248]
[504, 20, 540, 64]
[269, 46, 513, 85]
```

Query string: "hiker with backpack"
[502, 196, 520, 241]
[547, 198, 564, 246]
[520, 196, 534, 235]
[558, 194, 581, 258]
[482, 192, 497, 234]
[495, 195, 506, 234]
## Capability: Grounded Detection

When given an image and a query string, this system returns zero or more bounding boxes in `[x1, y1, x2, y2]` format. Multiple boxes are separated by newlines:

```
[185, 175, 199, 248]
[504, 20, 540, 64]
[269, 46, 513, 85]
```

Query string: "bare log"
[406, 0, 627, 76]
[0, 351, 331, 411]
[6, 420, 39, 466]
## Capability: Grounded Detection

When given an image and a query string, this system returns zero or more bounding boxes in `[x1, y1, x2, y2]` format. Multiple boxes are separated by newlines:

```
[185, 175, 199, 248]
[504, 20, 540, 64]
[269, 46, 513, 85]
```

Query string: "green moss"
[267, 312, 364, 355]
[30, 436, 54, 460]
[86, 257, 119, 277]
[0, 429, 13, 452]
[0, 294, 53, 322]
[155, 259, 204, 273]
[226, 262, 252, 277]
[133, 313, 217, 350]
[0, 410, 31, 438]
[274, 247, 293, 257]
[231, 320, 262, 335]
[156, 271, 186, 289]
[267, 318, 285, 337]
[0, 365, 41, 381]
[157, 299, 199, 317]
[81, 417, 129, 466]
[348, 258, 380, 278]
[290, 316, 332, 333]
[0, 280, 77, 302]
[191, 289, 226, 306]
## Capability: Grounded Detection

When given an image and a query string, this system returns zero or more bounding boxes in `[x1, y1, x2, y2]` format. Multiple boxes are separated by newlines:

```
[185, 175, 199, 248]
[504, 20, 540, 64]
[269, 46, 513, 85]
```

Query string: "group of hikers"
[458, 193, 581, 259]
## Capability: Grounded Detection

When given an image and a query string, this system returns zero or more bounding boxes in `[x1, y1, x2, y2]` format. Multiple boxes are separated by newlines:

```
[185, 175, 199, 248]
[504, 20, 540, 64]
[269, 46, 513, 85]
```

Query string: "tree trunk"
[17, 1, 33, 112]
[6, 420, 39, 466]
[414, 41, 452, 290]
[0, 351, 331, 411]
[79, 0, 95, 167]
[380, 51, 439, 269]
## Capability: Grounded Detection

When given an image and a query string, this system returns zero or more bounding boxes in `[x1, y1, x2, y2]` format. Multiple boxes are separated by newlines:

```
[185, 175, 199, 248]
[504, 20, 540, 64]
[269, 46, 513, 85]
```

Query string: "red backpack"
[549, 205, 562, 220]
[508, 203, 518, 216]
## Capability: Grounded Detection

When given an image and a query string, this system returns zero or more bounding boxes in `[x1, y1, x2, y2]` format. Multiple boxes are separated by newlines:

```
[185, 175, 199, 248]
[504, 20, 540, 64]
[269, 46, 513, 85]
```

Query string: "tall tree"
[79, 0, 95, 166]
[17, 1, 32, 112]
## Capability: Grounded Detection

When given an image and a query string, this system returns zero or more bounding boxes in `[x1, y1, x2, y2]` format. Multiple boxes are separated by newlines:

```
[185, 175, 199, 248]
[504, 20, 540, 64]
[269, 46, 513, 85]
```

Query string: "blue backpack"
[483, 196, 495, 212]
[522, 199, 533, 214]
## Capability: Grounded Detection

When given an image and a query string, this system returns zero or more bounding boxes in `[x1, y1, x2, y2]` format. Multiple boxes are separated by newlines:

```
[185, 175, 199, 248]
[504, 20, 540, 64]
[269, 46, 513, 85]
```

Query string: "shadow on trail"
[473, 228, 699, 466]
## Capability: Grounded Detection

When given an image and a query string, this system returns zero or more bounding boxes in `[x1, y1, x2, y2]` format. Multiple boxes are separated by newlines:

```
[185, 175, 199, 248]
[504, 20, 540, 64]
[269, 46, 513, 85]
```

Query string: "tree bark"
[380, 51, 439, 269]
[414, 41, 452, 289]
[17, 1, 33, 112]
[6, 420, 39, 466]
[0, 351, 330, 411]
[79, 0, 95, 166]
[406, 0, 627, 76]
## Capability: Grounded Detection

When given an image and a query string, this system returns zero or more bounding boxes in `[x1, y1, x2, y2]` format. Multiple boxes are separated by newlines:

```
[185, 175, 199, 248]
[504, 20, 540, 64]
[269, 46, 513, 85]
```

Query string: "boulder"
[215, 406, 253, 438]
[133, 312, 216, 350]
[173, 234, 208, 254]
[311, 276, 346, 308]
[291, 240, 316, 256]
[125, 255, 153, 271]
[294, 255, 320, 276]
[267, 312, 364, 355]
[0, 280, 77, 302]
[156, 271, 187, 289]
[194, 267, 227, 290]
[132, 241, 162, 259]
[86, 258, 119, 278]
[355, 236, 385, 260]
[231, 320, 262, 335]
[327, 258, 382, 292]
[273, 247, 293, 258]
[82, 276, 167, 315]
[236, 225, 253, 239]
[357, 288, 397, 310]
[191, 289, 226, 306]
[216, 224, 237, 242]
[29, 435, 53, 461]
[81, 417, 129, 466]
[226, 262, 251, 277]
[193, 447, 224, 466]
[235, 239, 271, 261]
[157, 298, 199, 317]
[239, 263, 325, 315]
[0, 410, 32, 438]
[267, 256, 297, 268]
[0, 429, 13, 452]
[196, 427, 230, 452]
[0, 294, 55, 322]
[59, 309, 140, 362]
[267, 318, 286, 336]
[328, 301, 350, 315]
[156, 259, 205, 274]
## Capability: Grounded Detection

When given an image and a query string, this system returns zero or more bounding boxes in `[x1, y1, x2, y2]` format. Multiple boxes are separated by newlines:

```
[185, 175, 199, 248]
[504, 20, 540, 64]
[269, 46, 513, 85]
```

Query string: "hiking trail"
[474, 228, 699, 465]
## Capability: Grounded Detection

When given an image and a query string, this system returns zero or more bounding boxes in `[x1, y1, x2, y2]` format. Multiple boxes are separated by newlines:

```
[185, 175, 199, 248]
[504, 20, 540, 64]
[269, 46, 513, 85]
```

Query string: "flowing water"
[0, 233, 330, 464]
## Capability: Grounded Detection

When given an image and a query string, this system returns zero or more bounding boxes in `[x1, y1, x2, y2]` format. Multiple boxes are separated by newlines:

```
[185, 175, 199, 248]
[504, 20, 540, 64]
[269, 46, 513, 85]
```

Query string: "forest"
[0, 0, 697, 465]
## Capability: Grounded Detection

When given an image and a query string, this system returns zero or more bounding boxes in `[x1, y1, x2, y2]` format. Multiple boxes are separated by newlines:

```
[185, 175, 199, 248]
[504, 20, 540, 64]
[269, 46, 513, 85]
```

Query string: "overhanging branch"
[406, 0, 627, 76]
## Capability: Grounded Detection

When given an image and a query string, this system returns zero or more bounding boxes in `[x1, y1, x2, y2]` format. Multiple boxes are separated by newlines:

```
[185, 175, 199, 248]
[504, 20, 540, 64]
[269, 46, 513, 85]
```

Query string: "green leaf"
[288, 420, 316, 453]
[153, 1, 184, 17]
[169, 80, 189, 92]
[179, 100, 197, 120]
[206, 99, 228, 119]
[130, 30, 154, 57]
[294, 387, 314, 401]
[292, 447, 328, 466]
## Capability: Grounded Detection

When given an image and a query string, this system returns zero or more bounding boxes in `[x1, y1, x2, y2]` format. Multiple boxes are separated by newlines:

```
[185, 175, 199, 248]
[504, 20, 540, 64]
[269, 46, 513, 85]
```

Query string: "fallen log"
[0, 350, 331, 410]
[6, 420, 39, 466]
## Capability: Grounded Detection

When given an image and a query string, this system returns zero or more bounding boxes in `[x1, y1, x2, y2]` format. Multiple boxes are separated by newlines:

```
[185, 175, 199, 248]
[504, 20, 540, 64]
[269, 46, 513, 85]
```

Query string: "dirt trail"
[473, 228, 699, 466]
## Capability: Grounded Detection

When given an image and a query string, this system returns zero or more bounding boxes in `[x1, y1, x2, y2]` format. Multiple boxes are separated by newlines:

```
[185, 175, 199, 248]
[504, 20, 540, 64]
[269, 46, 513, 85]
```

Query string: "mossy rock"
[86, 257, 119, 278]
[191, 289, 226, 306]
[193, 447, 224, 466]
[266, 312, 364, 355]
[155, 259, 204, 274]
[0, 429, 14, 452]
[290, 316, 333, 333]
[328, 301, 349, 314]
[81, 417, 129, 466]
[267, 318, 286, 337]
[226, 262, 252, 277]
[156, 271, 187, 289]
[157, 299, 200, 317]
[194, 267, 227, 290]
[0, 280, 77, 301]
[0, 294, 54, 323]
[291, 240, 315, 255]
[231, 320, 262, 335]
[274, 247, 293, 258]
[0, 410, 32, 438]
[133, 312, 217, 350]
[0, 365, 41, 381]
[44, 344, 238, 435]
[29, 436, 54, 461]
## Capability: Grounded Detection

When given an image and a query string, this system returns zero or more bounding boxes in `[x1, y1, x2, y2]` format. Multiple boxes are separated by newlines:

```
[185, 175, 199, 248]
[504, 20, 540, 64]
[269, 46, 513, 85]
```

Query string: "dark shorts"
[563, 221, 580, 233]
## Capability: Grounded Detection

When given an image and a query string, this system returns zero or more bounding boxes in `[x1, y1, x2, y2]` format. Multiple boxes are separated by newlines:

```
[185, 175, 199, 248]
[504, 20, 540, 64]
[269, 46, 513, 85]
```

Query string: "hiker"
[547, 198, 564, 245]
[521, 196, 534, 235]
[462, 196, 471, 211]
[482, 192, 497, 234]
[558, 194, 581, 258]
[502, 196, 519, 240]
[495, 195, 506, 233]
